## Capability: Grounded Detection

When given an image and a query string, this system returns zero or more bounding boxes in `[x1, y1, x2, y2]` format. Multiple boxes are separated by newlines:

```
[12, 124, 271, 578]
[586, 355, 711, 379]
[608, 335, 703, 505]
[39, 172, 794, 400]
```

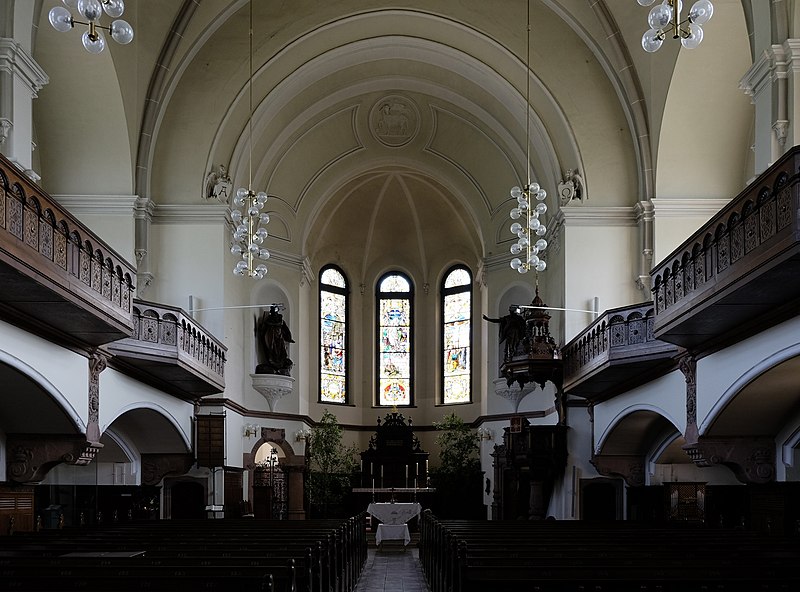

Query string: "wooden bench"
[419, 511, 800, 592]
[0, 513, 368, 592]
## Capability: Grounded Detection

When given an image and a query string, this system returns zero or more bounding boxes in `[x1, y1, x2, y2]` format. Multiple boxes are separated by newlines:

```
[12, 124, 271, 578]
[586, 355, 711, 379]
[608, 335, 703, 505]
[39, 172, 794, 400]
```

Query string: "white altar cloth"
[367, 502, 421, 525]
[375, 524, 411, 546]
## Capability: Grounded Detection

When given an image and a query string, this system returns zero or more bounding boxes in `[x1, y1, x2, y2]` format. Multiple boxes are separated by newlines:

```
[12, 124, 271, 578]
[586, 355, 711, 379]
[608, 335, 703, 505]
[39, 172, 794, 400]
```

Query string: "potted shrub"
[306, 410, 358, 518]
[430, 413, 485, 519]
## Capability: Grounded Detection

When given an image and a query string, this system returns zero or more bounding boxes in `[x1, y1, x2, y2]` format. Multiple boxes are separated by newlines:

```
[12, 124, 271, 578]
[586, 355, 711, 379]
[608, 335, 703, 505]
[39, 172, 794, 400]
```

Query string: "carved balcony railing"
[562, 302, 681, 402]
[651, 145, 800, 351]
[0, 154, 135, 346]
[105, 300, 226, 400]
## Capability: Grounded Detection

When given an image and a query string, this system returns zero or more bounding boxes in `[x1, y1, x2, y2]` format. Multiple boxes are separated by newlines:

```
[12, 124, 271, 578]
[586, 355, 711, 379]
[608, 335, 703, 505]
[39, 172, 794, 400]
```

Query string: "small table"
[375, 524, 411, 546]
[368, 502, 421, 548]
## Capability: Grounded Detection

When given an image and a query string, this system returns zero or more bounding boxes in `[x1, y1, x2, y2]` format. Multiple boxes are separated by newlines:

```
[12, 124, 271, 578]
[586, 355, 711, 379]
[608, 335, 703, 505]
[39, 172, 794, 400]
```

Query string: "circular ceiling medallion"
[369, 95, 420, 147]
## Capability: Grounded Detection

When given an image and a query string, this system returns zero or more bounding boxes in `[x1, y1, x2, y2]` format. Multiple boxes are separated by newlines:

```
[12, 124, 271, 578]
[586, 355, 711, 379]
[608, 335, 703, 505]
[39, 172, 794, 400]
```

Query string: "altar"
[367, 501, 421, 547]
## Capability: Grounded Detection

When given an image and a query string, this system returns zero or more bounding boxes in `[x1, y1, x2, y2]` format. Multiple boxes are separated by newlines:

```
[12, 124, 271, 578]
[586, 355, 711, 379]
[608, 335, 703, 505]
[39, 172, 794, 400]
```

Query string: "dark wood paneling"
[196, 415, 225, 468]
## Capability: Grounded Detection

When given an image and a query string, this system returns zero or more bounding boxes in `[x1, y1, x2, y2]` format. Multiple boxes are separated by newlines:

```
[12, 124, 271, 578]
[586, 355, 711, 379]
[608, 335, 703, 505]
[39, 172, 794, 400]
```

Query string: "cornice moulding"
[151, 203, 231, 224]
[556, 206, 637, 227]
[651, 198, 730, 218]
[53, 194, 139, 216]
[739, 49, 772, 99]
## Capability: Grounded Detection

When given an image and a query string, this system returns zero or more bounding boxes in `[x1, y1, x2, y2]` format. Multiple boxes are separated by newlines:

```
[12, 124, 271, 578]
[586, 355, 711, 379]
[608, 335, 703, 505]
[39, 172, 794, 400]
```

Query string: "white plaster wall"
[149, 218, 228, 340]
[227, 407, 246, 469]
[50, 200, 137, 265]
[551, 406, 597, 520]
[655, 2, 752, 199]
[594, 371, 686, 455]
[0, 319, 88, 431]
[42, 460, 138, 486]
[99, 369, 194, 448]
[34, 11, 134, 196]
[562, 215, 641, 342]
[651, 198, 730, 263]
[697, 315, 800, 435]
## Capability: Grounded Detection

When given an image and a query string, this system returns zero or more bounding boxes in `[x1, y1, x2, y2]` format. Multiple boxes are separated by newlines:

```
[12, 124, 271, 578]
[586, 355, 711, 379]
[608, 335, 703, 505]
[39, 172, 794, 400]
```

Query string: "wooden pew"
[418, 510, 800, 592]
[0, 513, 368, 592]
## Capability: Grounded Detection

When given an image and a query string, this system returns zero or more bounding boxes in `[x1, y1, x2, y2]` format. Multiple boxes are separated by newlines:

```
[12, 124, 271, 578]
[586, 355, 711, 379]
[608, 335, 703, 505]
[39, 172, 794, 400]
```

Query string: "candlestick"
[405, 464, 409, 488]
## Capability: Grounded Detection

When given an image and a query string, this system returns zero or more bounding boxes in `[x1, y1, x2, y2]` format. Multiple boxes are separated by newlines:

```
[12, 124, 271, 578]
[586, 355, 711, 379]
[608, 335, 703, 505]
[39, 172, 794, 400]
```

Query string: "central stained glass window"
[376, 272, 413, 406]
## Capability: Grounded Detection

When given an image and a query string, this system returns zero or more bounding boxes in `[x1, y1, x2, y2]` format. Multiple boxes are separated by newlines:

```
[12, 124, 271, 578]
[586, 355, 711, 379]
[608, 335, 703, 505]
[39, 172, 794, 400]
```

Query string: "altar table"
[367, 502, 421, 525]
[368, 502, 421, 547]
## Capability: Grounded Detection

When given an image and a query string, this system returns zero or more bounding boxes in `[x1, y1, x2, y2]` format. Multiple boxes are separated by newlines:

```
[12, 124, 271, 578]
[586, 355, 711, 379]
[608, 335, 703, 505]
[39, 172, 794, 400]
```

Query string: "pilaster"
[0, 37, 48, 178]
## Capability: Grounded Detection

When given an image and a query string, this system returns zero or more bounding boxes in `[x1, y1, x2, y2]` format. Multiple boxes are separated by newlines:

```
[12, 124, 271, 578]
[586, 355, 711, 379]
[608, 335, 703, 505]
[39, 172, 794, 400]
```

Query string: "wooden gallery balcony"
[652, 146, 800, 352]
[0, 154, 134, 346]
[106, 300, 226, 400]
[562, 303, 681, 402]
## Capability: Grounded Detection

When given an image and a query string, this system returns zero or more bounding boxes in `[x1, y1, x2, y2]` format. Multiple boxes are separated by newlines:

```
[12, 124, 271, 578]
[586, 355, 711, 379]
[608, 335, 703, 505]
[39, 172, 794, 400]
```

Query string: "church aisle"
[354, 548, 431, 592]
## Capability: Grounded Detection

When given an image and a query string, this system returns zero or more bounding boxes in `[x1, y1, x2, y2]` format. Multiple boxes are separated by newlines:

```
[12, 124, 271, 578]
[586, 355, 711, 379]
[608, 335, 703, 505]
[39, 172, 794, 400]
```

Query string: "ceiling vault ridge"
[395, 173, 429, 282]
[136, 0, 201, 200]
[359, 174, 395, 285]
[579, 0, 653, 201]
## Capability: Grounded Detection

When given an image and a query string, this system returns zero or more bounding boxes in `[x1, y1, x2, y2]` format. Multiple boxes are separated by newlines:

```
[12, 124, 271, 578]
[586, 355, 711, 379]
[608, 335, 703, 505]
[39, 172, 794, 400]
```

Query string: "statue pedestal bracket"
[251, 374, 295, 412]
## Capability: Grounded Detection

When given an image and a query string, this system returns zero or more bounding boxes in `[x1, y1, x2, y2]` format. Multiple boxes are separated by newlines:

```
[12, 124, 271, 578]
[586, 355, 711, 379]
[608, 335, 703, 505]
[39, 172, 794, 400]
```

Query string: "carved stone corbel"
[6, 435, 103, 483]
[140, 453, 194, 486]
[683, 437, 775, 484]
[591, 454, 646, 487]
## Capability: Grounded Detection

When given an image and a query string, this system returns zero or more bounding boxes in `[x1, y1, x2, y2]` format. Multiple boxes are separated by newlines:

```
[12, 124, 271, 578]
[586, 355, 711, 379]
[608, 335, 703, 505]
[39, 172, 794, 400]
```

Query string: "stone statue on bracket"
[557, 168, 585, 205]
[254, 305, 294, 375]
[204, 164, 232, 203]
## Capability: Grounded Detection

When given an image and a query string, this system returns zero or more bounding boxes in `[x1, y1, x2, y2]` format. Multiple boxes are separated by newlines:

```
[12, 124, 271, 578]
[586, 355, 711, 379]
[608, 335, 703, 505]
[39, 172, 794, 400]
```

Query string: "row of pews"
[0, 513, 367, 591]
[419, 510, 800, 592]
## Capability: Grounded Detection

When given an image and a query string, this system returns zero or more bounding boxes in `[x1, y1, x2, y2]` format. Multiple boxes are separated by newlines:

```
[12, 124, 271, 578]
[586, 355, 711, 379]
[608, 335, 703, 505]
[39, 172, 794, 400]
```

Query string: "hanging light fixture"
[508, 0, 548, 276]
[230, 0, 271, 279]
[639, 0, 714, 53]
[48, 0, 134, 54]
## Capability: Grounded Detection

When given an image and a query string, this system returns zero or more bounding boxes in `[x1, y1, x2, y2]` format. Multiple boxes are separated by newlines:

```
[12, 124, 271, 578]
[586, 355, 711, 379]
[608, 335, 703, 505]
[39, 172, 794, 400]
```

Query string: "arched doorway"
[581, 478, 621, 521]
[170, 481, 205, 519]
[253, 442, 286, 519]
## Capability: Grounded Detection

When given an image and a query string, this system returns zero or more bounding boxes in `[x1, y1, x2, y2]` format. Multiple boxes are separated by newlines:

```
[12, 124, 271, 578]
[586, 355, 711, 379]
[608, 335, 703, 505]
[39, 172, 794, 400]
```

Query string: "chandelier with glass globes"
[230, 189, 271, 279]
[639, 0, 714, 53]
[48, 0, 134, 54]
[509, 183, 548, 274]
[230, 0, 271, 280]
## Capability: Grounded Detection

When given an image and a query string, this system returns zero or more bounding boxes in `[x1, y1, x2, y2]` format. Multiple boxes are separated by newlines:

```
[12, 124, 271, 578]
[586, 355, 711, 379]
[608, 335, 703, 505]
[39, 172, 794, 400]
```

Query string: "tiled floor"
[354, 547, 431, 592]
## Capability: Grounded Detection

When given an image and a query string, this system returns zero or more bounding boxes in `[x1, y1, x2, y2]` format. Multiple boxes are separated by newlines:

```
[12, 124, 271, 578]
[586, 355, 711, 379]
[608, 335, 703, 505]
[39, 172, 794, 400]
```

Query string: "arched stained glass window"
[442, 266, 472, 404]
[319, 265, 348, 404]
[376, 272, 413, 406]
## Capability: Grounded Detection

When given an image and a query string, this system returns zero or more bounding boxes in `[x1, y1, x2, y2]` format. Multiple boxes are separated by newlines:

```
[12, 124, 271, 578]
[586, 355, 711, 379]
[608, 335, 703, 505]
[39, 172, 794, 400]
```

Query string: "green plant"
[307, 410, 358, 515]
[433, 413, 480, 475]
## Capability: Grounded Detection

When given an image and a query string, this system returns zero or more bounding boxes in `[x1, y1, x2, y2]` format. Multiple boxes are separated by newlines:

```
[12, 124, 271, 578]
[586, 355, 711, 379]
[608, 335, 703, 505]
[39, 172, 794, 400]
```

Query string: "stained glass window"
[319, 265, 348, 404]
[442, 266, 472, 404]
[377, 272, 413, 406]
